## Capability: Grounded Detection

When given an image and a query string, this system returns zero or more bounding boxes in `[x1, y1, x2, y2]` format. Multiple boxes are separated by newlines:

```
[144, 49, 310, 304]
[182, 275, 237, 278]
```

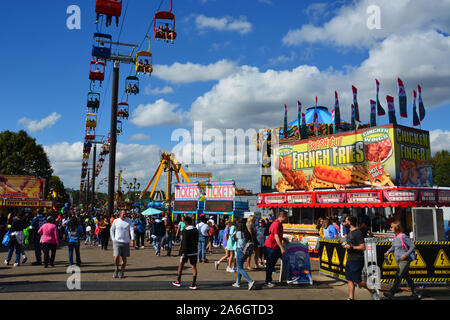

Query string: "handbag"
[2, 231, 11, 247]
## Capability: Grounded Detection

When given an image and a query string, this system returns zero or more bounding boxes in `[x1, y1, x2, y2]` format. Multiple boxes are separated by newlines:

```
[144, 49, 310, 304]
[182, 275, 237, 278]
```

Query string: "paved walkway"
[0, 241, 447, 300]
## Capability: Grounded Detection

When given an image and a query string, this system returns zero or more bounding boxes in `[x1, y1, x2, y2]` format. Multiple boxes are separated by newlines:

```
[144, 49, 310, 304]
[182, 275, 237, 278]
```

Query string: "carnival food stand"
[258, 121, 450, 285]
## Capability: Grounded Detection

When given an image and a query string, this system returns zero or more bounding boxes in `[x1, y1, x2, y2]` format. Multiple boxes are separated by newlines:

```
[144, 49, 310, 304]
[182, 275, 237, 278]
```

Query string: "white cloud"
[18, 112, 61, 133]
[430, 129, 450, 154]
[188, 30, 450, 130]
[130, 99, 186, 127]
[144, 86, 174, 95]
[283, 0, 450, 48]
[268, 51, 297, 65]
[129, 133, 150, 141]
[195, 14, 252, 34]
[154, 59, 238, 84]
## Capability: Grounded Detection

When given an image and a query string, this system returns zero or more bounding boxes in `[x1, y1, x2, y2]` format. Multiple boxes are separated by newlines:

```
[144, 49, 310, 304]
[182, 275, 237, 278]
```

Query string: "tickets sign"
[206, 181, 236, 201]
[0, 175, 44, 200]
[273, 124, 432, 192]
[175, 183, 200, 201]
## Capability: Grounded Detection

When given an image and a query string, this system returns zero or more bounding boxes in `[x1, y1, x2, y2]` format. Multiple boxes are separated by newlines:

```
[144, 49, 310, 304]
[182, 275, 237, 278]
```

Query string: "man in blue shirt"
[31, 209, 47, 265]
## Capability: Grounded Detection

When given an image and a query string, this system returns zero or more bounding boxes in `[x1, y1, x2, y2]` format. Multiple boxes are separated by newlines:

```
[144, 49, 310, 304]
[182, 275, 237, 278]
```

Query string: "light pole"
[129, 178, 141, 203]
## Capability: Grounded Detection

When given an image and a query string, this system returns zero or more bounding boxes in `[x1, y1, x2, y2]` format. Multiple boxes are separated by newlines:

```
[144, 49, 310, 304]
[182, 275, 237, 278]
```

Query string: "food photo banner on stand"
[273, 124, 432, 192]
[0, 175, 45, 200]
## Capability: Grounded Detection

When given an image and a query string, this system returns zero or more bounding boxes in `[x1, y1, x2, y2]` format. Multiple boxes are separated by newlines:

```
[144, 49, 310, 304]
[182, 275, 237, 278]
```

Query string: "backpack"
[396, 233, 416, 261]
[242, 241, 254, 260]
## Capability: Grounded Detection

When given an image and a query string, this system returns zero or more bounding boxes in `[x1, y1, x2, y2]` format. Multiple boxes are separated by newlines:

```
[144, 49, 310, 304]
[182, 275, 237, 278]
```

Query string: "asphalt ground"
[0, 240, 448, 301]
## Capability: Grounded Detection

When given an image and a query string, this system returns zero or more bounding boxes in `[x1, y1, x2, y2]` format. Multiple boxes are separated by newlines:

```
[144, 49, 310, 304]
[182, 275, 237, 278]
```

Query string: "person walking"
[151, 214, 166, 256]
[99, 217, 111, 250]
[110, 210, 135, 279]
[176, 215, 186, 256]
[232, 220, 256, 290]
[196, 215, 210, 263]
[343, 215, 379, 300]
[38, 216, 60, 268]
[383, 221, 418, 299]
[226, 220, 237, 272]
[133, 214, 146, 249]
[246, 215, 259, 270]
[172, 216, 199, 290]
[30, 209, 46, 265]
[65, 217, 83, 266]
[264, 211, 288, 288]
[4, 212, 27, 267]
[164, 217, 175, 256]
[215, 220, 232, 270]
[256, 219, 268, 267]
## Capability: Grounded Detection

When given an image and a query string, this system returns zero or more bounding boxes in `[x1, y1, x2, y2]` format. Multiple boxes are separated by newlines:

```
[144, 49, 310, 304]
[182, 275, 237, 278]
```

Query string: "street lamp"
[129, 179, 140, 203]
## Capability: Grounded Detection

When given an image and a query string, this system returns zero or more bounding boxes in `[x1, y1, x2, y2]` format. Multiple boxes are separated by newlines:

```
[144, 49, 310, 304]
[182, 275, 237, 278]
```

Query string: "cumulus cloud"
[188, 30, 450, 130]
[430, 129, 450, 154]
[144, 86, 174, 95]
[154, 59, 238, 84]
[130, 99, 186, 127]
[18, 112, 61, 133]
[129, 133, 150, 141]
[195, 14, 252, 34]
[283, 0, 450, 48]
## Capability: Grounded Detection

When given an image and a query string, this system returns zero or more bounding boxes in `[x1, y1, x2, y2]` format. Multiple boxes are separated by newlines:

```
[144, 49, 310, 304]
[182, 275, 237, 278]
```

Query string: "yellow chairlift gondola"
[136, 36, 153, 76]
[86, 113, 98, 129]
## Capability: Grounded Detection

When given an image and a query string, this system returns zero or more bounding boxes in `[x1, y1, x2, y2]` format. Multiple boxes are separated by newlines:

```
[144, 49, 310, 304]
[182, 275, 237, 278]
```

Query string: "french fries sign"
[273, 124, 432, 192]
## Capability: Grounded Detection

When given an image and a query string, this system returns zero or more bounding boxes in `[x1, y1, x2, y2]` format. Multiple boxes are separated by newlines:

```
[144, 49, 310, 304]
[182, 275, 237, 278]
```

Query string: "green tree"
[0, 130, 53, 181]
[432, 150, 450, 186]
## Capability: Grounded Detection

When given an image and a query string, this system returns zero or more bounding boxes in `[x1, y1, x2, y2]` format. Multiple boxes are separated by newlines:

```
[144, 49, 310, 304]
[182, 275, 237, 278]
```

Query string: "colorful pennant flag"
[418, 85, 426, 121]
[376, 79, 386, 116]
[370, 100, 376, 127]
[283, 104, 287, 138]
[301, 112, 307, 138]
[386, 95, 397, 125]
[398, 78, 407, 118]
[334, 91, 341, 128]
[297, 100, 302, 139]
[351, 104, 356, 130]
[412, 90, 420, 126]
[352, 86, 361, 122]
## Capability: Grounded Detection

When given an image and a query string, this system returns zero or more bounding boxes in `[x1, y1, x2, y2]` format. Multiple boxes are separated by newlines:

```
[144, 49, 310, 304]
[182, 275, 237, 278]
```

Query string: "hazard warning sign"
[382, 252, 397, 269]
[321, 245, 329, 262]
[332, 247, 340, 265]
[434, 249, 450, 268]
[410, 250, 427, 269]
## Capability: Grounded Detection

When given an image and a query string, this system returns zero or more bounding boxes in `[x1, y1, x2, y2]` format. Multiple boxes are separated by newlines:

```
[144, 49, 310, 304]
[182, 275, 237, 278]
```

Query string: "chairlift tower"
[102, 40, 138, 218]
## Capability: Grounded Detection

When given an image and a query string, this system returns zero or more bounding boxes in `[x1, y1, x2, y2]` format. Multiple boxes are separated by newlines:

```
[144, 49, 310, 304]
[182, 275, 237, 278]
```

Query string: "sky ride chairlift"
[86, 113, 98, 129]
[136, 36, 153, 76]
[89, 59, 106, 87]
[117, 120, 123, 135]
[125, 76, 139, 95]
[117, 102, 129, 119]
[154, 0, 177, 44]
[85, 128, 96, 141]
[87, 92, 101, 112]
[95, 0, 123, 17]
[92, 33, 112, 60]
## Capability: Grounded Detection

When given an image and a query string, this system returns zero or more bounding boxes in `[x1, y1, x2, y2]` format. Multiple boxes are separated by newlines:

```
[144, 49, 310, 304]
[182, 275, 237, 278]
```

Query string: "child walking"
[172, 216, 199, 290]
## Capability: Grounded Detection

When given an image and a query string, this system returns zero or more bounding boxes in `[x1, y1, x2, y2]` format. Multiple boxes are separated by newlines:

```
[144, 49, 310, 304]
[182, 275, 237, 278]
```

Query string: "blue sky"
[1, 0, 449, 191]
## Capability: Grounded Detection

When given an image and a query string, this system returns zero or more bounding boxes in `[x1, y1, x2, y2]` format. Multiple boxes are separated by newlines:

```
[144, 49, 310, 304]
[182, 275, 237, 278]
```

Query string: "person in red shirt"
[264, 210, 288, 287]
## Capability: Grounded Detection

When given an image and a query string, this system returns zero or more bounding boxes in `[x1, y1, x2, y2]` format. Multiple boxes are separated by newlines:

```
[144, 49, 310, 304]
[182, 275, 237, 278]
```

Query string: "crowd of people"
[1, 207, 416, 299]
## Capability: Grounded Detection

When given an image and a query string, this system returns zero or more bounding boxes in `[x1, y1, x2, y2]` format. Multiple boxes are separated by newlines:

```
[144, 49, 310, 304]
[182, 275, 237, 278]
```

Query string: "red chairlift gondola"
[117, 102, 129, 119]
[89, 59, 105, 87]
[95, 0, 123, 27]
[154, 0, 177, 43]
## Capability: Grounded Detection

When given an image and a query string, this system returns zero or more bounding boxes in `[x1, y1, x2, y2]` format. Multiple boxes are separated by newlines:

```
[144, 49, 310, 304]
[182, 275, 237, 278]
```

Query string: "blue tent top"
[141, 207, 163, 216]
[289, 106, 333, 126]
